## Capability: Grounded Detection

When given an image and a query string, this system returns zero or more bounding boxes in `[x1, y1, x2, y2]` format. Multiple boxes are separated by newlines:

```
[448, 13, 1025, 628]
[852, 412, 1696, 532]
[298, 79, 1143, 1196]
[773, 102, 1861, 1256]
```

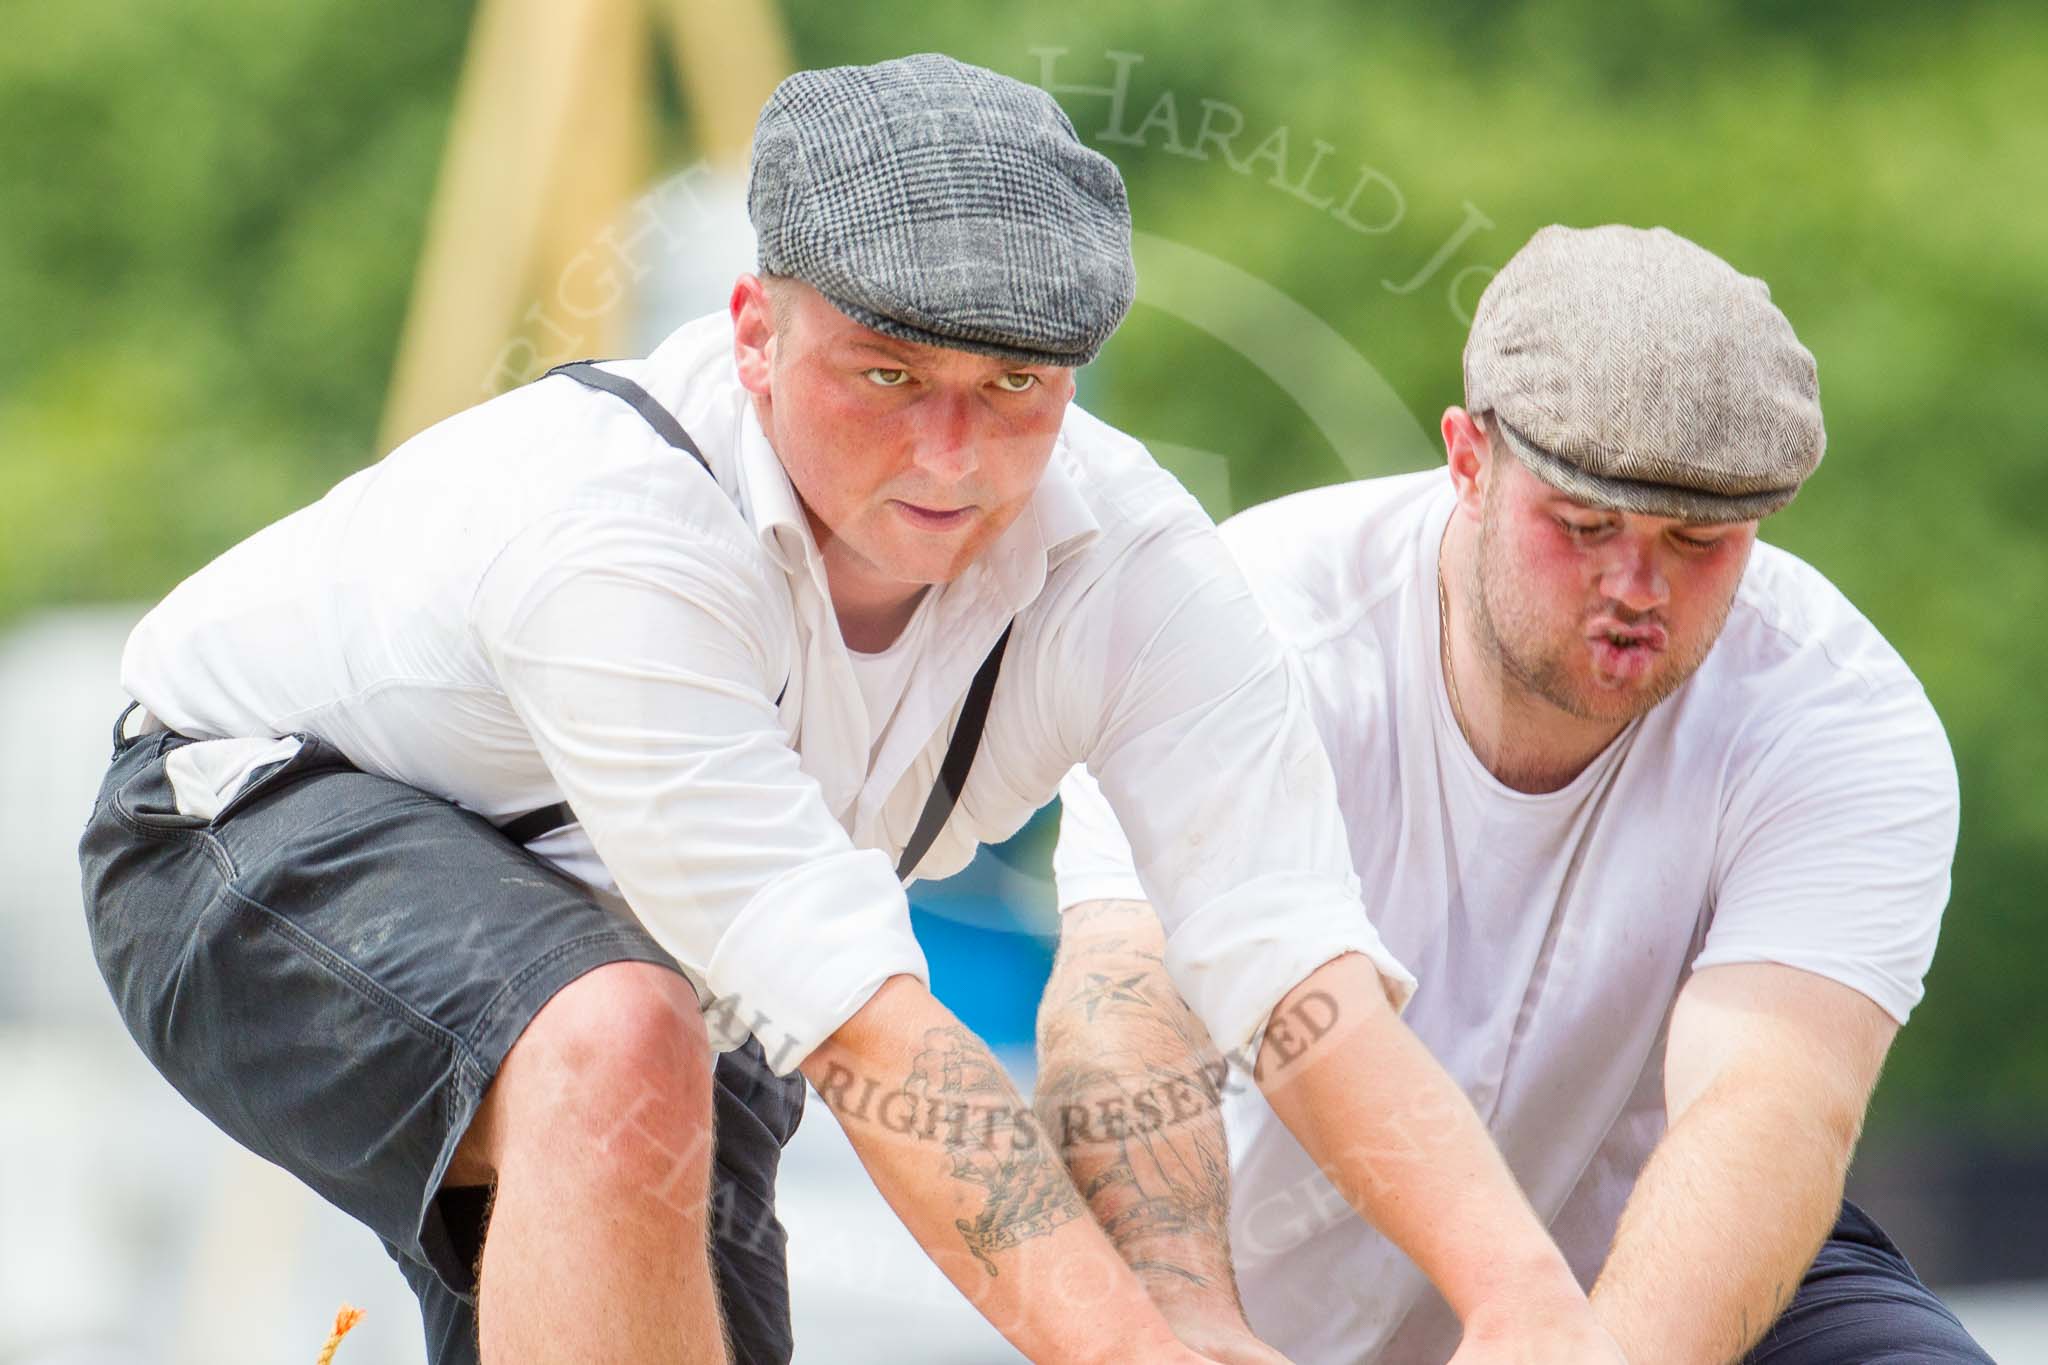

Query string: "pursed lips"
[1588, 619, 1667, 650]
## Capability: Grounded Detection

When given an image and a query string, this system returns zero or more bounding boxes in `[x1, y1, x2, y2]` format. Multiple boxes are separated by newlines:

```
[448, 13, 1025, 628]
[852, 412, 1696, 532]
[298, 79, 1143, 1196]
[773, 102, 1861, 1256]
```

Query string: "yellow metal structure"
[377, 0, 789, 454]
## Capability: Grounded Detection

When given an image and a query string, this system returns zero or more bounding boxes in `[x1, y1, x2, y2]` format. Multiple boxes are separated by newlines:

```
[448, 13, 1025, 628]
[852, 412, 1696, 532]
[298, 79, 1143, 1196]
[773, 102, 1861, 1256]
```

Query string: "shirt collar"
[982, 435, 1101, 614]
[734, 402, 822, 588]
[733, 406, 1103, 618]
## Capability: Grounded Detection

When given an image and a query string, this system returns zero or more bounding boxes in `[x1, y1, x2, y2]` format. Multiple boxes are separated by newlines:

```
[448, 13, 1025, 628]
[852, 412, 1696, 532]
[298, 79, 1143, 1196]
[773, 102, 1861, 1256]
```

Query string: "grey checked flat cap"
[1465, 225, 1825, 522]
[748, 53, 1135, 367]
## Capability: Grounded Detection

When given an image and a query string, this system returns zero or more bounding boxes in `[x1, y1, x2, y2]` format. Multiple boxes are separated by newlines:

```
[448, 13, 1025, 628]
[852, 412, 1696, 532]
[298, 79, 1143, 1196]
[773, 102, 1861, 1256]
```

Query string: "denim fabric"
[79, 705, 805, 1364]
[1742, 1201, 1994, 1364]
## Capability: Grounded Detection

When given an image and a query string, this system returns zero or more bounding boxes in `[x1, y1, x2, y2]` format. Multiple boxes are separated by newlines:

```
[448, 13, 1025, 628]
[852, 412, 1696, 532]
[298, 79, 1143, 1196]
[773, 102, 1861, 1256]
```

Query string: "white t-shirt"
[846, 587, 938, 763]
[119, 312, 1412, 1076]
[1055, 470, 1958, 1364]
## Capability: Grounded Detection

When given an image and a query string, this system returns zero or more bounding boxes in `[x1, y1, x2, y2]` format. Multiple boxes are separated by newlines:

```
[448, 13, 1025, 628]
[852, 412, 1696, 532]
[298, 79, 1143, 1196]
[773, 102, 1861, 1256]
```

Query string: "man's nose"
[907, 390, 980, 481]
[1597, 539, 1669, 613]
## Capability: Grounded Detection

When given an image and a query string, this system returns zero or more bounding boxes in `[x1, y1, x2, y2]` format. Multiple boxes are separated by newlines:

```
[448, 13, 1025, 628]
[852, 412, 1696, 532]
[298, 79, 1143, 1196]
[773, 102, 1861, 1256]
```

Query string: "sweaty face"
[746, 278, 1075, 593]
[1469, 444, 1757, 725]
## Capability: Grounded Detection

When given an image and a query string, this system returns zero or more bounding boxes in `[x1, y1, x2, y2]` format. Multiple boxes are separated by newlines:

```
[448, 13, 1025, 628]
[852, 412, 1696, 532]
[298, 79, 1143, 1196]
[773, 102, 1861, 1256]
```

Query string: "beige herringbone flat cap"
[1464, 224, 1825, 522]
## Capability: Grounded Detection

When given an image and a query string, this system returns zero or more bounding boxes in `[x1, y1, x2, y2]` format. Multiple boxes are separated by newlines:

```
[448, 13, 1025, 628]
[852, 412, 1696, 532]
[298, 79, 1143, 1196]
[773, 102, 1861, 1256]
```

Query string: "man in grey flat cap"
[1047, 223, 1993, 1363]
[80, 55, 1626, 1365]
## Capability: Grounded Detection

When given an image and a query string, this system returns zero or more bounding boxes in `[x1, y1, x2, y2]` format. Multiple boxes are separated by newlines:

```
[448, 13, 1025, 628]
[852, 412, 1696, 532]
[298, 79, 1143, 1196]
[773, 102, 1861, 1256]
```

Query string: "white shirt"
[120, 312, 1412, 1076]
[1054, 470, 1959, 1364]
[846, 588, 938, 762]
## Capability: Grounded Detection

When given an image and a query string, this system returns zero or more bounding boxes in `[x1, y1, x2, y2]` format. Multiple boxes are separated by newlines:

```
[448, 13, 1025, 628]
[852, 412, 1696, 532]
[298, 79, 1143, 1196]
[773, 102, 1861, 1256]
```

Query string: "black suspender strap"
[502, 361, 1016, 878]
[546, 360, 712, 474]
[505, 624, 1015, 864]
[499, 800, 576, 846]
[895, 621, 1013, 882]
[499, 361, 709, 846]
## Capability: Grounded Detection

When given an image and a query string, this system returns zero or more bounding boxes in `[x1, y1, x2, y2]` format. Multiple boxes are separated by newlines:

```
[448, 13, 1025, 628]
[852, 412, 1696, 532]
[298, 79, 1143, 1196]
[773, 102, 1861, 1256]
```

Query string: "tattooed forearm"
[902, 1024, 1084, 1275]
[1075, 969, 1152, 1020]
[1039, 1032, 1235, 1262]
[1036, 900, 1248, 1309]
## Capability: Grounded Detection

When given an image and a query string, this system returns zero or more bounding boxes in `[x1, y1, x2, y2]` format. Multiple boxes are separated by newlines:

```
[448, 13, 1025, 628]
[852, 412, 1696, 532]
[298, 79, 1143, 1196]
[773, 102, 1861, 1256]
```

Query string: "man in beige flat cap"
[1040, 225, 1994, 1363]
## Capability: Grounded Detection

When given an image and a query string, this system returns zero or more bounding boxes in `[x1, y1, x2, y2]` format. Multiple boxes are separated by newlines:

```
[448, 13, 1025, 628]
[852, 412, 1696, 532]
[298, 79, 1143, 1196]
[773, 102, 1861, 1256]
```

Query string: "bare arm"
[1255, 953, 1622, 1363]
[802, 974, 1215, 1365]
[1589, 963, 1898, 1363]
[1035, 899, 1284, 1364]
[1041, 902, 1623, 1364]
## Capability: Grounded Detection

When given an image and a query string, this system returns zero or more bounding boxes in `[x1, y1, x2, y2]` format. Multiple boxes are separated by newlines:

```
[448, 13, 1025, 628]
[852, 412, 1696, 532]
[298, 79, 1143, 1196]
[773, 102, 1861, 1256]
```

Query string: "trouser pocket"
[117, 733, 325, 829]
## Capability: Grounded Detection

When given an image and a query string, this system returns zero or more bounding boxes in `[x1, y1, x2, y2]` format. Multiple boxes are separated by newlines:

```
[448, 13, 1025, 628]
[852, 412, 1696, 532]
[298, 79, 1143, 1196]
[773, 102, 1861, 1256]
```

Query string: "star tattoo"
[1077, 970, 1150, 1020]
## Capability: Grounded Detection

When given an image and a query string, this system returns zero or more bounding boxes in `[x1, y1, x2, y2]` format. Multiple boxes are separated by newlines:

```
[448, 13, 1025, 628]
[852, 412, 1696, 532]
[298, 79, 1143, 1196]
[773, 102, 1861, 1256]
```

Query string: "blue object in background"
[907, 805, 1060, 1049]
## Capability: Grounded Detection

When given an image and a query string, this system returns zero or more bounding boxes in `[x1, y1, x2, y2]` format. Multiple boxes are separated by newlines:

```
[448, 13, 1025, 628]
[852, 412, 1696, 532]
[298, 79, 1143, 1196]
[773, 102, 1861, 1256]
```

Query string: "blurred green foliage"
[3, 0, 2043, 1136]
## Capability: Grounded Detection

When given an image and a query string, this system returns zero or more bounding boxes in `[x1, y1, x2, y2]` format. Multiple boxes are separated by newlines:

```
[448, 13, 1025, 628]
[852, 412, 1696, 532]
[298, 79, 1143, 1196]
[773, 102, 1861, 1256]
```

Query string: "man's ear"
[1440, 406, 1491, 521]
[731, 274, 776, 398]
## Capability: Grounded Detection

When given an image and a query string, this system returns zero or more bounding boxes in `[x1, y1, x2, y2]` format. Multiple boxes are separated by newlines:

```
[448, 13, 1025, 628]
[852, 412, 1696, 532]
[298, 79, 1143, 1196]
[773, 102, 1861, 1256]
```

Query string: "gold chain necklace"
[1437, 553, 1475, 746]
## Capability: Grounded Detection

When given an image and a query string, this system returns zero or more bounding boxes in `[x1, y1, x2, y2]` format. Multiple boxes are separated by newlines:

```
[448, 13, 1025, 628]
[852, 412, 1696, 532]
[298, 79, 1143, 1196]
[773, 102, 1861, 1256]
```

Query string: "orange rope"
[315, 1305, 365, 1365]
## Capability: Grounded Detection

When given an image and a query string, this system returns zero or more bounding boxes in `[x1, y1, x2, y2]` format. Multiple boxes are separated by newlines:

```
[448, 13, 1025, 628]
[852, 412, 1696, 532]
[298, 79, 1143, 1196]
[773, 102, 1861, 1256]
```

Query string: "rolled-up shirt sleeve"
[1052, 511, 1415, 1061]
[471, 505, 926, 1073]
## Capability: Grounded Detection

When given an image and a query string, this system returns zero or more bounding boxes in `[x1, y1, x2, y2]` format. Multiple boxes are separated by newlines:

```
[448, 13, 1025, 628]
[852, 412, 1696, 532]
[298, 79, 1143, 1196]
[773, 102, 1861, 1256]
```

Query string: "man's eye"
[1673, 531, 1720, 551]
[864, 368, 911, 388]
[1556, 518, 1602, 538]
[993, 372, 1039, 393]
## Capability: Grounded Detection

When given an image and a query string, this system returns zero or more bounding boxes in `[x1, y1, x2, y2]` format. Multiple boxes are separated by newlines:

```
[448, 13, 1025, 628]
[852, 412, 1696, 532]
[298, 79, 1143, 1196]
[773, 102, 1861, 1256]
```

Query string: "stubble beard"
[1470, 498, 1729, 729]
